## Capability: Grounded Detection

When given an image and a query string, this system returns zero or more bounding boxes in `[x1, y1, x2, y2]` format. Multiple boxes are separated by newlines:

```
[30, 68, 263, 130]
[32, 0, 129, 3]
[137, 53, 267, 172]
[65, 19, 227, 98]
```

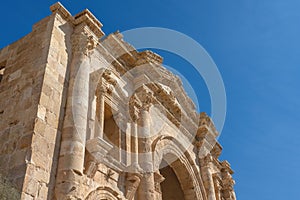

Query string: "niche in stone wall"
[103, 101, 121, 161]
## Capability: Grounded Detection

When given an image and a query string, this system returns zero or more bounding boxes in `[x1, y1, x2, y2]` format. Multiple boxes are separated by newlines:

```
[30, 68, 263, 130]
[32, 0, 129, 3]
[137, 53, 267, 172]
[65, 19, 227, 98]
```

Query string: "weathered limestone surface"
[0, 2, 236, 200]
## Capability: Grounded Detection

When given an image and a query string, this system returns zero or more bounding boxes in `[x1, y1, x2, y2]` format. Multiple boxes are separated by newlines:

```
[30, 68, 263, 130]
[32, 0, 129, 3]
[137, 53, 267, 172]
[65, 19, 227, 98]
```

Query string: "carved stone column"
[200, 155, 217, 200]
[55, 24, 98, 199]
[129, 97, 141, 173]
[95, 70, 116, 138]
[95, 85, 106, 138]
[213, 174, 223, 200]
[138, 108, 152, 172]
[131, 120, 139, 167]
[134, 88, 156, 200]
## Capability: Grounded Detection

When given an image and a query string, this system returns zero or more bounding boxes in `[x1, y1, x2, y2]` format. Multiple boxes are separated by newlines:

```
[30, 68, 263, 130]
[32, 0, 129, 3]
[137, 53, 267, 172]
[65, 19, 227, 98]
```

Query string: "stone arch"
[152, 135, 207, 200]
[85, 186, 123, 200]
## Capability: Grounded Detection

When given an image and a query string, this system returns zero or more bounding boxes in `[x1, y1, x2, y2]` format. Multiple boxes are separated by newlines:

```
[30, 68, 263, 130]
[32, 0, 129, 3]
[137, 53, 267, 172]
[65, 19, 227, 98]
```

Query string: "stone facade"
[0, 2, 236, 200]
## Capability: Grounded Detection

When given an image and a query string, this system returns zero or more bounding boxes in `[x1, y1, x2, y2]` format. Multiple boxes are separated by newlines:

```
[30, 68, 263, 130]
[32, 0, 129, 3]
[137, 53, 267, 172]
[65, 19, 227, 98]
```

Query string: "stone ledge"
[74, 9, 104, 38]
[86, 137, 113, 155]
[50, 2, 73, 22]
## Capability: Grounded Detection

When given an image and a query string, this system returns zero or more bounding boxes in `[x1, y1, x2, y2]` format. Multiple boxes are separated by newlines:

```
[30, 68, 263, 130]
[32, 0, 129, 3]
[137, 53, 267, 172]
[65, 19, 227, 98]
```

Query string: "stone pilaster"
[95, 85, 106, 138]
[128, 94, 141, 173]
[200, 155, 217, 200]
[137, 108, 156, 200]
[130, 121, 139, 168]
[94, 70, 117, 138]
[212, 174, 223, 200]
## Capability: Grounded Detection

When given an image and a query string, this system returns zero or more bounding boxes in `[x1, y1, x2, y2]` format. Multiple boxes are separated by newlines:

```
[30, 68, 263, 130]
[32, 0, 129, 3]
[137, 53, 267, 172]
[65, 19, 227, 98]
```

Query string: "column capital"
[72, 30, 98, 56]
[130, 85, 154, 112]
[129, 94, 141, 122]
[95, 70, 117, 96]
[129, 86, 154, 122]
[136, 86, 154, 112]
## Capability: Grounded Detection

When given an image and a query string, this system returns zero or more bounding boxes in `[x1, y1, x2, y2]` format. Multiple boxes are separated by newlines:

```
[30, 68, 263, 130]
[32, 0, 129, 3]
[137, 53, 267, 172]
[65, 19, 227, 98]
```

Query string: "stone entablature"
[0, 2, 236, 200]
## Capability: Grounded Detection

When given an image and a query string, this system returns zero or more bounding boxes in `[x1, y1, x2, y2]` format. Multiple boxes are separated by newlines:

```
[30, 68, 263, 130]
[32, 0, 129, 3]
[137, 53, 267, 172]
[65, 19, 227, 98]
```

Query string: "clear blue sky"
[1, 1, 300, 199]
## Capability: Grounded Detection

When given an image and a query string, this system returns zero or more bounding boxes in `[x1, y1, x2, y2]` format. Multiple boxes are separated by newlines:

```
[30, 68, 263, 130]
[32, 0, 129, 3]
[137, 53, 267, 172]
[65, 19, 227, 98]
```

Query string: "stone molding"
[50, 2, 104, 38]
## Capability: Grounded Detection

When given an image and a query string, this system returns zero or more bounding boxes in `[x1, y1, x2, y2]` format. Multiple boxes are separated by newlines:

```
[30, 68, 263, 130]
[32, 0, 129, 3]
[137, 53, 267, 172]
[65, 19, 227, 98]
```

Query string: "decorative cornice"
[50, 2, 104, 39]
[199, 112, 219, 137]
[136, 50, 163, 65]
[221, 161, 234, 174]
[211, 142, 223, 159]
[50, 2, 73, 21]
[74, 9, 104, 38]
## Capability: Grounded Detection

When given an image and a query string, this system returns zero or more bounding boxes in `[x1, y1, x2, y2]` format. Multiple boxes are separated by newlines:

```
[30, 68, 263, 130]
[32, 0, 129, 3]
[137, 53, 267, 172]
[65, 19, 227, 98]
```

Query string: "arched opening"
[152, 136, 206, 200]
[159, 160, 185, 200]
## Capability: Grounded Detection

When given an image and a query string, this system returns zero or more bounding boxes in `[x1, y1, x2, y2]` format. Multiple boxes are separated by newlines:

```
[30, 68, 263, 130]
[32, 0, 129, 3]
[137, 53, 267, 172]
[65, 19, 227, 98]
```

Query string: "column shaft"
[206, 166, 217, 200]
[137, 109, 155, 200]
[55, 35, 91, 199]
[96, 93, 105, 138]
[131, 122, 139, 165]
